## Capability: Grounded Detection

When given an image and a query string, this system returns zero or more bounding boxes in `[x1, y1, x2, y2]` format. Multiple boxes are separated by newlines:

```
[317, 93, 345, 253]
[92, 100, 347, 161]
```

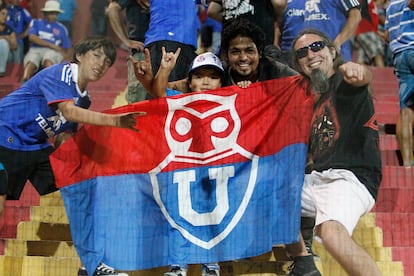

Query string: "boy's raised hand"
[160, 46, 181, 73]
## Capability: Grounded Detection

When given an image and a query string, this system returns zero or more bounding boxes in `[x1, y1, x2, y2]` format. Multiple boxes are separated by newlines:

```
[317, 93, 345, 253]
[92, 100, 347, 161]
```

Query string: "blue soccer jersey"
[28, 18, 71, 49]
[166, 88, 182, 97]
[385, 0, 414, 55]
[144, 0, 199, 48]
[304, 0, 360, 61]
[6, 5, 32, 44]
[280, 0, 306, 51]
[0, 63, 91, 151]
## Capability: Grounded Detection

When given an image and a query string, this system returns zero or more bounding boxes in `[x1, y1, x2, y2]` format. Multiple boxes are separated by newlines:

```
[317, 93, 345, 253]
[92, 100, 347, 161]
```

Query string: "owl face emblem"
[165, 93, 240, 163]
[151, 93, 258, 249]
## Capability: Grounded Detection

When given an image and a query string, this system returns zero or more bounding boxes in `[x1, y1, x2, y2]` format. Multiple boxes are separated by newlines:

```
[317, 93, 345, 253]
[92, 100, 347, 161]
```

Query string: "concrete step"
[381, 151, 401, 166]
[315, 242, 392, 262]
[352, 226, 384, 248]
[39, 192, 64, 207]
[0, 252, 296, 276]
[370, 66, 398, 94]
[380, 166, 414, 188]
[16, 222, 71, 241]
[392, 247, 414, 276]
[379, 134, 399, 151]
[313, 241, 404, 276]
[0, 255, 81, 276]
[376, 112, 399, 125]
[320, 259, 403, 276]
[374, 101, 399, 116]
[375, 213, 414, 247]
[30, 206, 68, 224]
[4, 240, 76, 258]
[355, 213, 376, 229]
[374, 187, 414, 212]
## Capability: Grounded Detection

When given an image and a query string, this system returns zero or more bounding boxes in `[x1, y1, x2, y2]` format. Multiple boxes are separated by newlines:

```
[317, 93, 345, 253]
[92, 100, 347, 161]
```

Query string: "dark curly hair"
[72, 36, 117, 66]
[220, 18, 266, 61]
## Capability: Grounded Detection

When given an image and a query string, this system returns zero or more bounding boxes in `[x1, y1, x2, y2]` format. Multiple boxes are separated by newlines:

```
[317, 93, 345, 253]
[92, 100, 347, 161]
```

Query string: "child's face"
[76, 47, 112, 83]
[188, 67, 222, 92]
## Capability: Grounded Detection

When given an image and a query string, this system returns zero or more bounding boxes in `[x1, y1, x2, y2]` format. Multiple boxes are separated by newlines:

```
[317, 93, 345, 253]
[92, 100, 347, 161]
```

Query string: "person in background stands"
[0, 2, 17, 77]
[385, 0, 414, 167]
[207, 0, 287, 48]
[57, 0, 77, 38]
[90, 0, 109, 36]
[21, 0, 71, 82]
[6, 0, 32, 63]
[354, 0, 385, 67]
[107, 0, 150, 103]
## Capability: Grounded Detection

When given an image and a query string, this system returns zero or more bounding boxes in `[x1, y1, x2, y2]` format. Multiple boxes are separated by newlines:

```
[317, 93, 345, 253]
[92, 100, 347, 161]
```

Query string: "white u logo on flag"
[174, 166, 234, 226]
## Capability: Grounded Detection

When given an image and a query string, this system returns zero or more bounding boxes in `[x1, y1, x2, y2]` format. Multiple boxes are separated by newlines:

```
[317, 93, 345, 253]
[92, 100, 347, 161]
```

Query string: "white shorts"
[24, 47, 63, 68]
[301, 169, 375, 236]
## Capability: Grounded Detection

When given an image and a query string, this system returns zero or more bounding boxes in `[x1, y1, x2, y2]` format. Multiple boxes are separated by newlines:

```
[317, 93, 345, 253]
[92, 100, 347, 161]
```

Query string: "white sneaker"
[164, 266, 187, 276]
[94, 263, 129, 276]
[202, 263, 220, 276]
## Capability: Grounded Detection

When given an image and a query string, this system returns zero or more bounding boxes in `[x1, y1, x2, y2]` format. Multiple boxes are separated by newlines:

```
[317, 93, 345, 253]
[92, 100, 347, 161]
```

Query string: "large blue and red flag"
[50, 76, 313, 275]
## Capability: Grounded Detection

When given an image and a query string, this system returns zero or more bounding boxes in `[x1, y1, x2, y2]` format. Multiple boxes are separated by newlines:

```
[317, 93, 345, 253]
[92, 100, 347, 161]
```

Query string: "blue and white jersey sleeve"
[386, 0, 414, 54]
[0, 63, 90, 151]
[166, 88, 182, 97]
[304, 0, 359, 61]
[28, 19, 72, 48]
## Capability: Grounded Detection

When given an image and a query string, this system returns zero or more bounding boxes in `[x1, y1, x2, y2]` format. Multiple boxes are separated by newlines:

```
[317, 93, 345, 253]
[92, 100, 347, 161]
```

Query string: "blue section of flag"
[60, 143, 307, 274]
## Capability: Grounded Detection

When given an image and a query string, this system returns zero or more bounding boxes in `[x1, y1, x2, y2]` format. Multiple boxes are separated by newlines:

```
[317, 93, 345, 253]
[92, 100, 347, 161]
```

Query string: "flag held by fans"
[50, 76, 313, 275]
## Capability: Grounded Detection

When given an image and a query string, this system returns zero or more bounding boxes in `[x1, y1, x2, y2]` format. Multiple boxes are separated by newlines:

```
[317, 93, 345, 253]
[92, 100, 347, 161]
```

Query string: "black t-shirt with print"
[114, 0, 149, 42]
[308, 72, 382, 199]
[220, 0, 276, 46]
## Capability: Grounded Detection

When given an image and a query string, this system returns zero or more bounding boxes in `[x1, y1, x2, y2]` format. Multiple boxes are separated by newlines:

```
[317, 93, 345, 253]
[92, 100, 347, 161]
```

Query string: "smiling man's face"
[294, 34, 336, 79]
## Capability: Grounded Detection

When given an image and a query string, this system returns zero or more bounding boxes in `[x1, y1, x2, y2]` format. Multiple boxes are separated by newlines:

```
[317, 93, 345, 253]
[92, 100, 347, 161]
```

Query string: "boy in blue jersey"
[0, 36, 143, 245]
[131, 48, 224, 276]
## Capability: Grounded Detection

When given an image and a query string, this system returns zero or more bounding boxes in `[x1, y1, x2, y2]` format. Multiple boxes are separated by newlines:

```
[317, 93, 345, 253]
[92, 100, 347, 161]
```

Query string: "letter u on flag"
[50, 76, 313, 275]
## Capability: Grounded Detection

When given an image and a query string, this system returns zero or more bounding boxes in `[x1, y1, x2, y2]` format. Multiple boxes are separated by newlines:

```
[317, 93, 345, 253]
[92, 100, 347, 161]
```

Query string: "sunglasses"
[295, 41, 326, 59]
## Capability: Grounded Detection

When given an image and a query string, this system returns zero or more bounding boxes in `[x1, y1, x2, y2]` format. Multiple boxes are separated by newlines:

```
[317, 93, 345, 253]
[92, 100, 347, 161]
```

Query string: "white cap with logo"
[188, 52, 224, 75]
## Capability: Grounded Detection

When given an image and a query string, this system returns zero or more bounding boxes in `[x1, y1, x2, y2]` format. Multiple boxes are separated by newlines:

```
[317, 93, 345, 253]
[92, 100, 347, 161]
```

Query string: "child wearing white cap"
[135, 47, 225, 99]
[130, 48, 224, 276]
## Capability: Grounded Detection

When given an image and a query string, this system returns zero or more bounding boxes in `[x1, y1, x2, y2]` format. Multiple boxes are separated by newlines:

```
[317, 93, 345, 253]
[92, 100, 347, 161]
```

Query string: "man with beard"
[289, 28, 382, 275]
[211, 18, 322, 276]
